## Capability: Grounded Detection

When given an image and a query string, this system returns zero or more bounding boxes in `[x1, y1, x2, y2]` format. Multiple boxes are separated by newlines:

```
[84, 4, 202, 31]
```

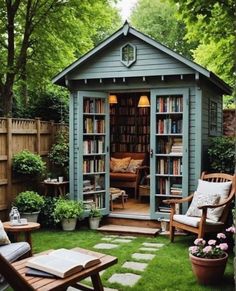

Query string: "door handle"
[150, 149, 153, 158]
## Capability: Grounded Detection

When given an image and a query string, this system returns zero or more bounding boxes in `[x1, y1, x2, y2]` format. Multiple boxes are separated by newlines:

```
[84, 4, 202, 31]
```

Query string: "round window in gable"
[120, 43, 136, 67]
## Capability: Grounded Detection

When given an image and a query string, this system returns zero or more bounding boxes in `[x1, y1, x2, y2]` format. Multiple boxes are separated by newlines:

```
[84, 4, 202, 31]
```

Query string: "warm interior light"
[109, 94, 118, 104]
[138, 95, 150, 107]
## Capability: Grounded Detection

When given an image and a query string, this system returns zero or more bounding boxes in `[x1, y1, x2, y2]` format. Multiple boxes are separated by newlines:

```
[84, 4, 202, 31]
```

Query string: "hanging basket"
[189, 252, 228, 285]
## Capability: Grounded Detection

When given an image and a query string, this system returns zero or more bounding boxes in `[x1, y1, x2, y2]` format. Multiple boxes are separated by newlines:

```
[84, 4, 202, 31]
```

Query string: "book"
[25, 267, 57, 278]
[26, 248, 101, 278]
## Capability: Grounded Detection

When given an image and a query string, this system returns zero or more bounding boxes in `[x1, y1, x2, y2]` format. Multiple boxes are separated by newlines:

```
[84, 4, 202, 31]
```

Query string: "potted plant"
[89, 207, 102, 230]
[189, 227, 235, 285]
[14, 191, 45, 222]
[12, 150, 46, 178]
[53, 198, 84, 231]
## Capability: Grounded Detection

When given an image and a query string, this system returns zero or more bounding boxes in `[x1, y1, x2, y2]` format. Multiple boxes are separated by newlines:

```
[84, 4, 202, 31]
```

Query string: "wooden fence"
[0, 118, 68, 219]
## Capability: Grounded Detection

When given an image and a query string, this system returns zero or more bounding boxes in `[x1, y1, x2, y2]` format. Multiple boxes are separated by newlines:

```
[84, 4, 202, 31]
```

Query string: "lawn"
[24, 229, 235, 291]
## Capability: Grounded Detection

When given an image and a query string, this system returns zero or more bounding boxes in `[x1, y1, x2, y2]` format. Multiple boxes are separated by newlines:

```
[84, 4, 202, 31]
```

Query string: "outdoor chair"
[164, 172, 236, 242]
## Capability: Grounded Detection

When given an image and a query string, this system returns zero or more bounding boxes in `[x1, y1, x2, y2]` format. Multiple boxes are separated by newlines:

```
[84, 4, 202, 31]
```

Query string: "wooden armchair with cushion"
[164, 172, 236, 242]
[110, 152, 148, 199]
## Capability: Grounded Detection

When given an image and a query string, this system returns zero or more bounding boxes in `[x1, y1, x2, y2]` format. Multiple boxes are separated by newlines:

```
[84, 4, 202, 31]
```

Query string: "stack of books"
[170, 138, 182, 155]
[170, 184, 182, 195]
[83, 180, 94, 192]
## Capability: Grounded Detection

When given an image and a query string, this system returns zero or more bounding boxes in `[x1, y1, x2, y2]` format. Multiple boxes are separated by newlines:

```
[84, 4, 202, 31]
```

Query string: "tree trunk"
[1, 84, 14, 117]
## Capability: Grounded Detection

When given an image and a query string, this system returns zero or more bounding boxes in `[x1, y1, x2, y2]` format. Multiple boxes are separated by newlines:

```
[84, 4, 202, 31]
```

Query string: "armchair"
[164, 172, 236, 242]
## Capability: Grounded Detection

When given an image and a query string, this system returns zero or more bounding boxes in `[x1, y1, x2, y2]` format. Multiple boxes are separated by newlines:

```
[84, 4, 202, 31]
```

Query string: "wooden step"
[104, 216, 161, 228]
[97, 224, 160, 236]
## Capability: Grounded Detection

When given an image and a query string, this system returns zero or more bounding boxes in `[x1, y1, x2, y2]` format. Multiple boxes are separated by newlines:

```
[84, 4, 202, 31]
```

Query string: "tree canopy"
[0, 0, 121, 117]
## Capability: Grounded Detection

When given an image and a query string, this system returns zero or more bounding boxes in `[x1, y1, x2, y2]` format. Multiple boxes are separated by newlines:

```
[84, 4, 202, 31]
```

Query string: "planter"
[89, 217, 100, 230]
[189, 252, 228, 285]
[61, 218, 77, 231]
[20, 211, 40, 223]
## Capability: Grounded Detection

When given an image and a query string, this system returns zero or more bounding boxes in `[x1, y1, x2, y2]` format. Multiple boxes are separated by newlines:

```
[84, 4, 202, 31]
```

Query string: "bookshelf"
[152, 93, 187, 217]
[110, 93, 150, 153]
[81, 96, 108, 211]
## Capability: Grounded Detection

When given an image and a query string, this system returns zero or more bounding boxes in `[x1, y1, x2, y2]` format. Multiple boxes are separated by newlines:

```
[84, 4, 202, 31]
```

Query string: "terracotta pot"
[189, 252, 228, 285]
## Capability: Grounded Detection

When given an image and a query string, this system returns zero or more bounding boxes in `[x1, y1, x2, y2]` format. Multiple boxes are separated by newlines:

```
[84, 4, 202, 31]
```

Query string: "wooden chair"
[164, 172, 236, 242]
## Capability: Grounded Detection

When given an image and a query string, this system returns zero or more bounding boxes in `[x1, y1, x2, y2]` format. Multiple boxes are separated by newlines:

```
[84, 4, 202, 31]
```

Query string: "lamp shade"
[109, 95, 118, 104]
[138, 95, 150, 107]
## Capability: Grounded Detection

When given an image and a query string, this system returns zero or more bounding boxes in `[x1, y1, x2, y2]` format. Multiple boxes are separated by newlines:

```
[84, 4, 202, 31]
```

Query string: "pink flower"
[226, 226, 236, 233]
[203, 246, 212, 253]
[189, 246, 198, 254]
[194, 238, 206, 246]
[218, 243, 228, 251]
[208, 239, 216, 246]
[217, 233, 226, 239]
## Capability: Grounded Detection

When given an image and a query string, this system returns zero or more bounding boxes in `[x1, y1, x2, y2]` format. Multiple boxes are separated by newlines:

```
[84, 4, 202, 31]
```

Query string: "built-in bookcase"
[150, 89, 188, 219]
[78, 92, 109, 213]
[110, 94, 150, 153]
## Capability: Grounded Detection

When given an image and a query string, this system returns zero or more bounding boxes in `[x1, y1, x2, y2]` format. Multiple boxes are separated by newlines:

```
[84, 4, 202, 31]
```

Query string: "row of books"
[110, 125, 150, 135]
[157, 158, 182, 175]
[83, 159, 105, 173]
[158, 204, 180, 214]
[157, 138, 182, 155]
[84, 118, 105, 134]
[83, 140, 104, 154]
[157, 119, 182, 134]
[110, 143, 149, 153]
[156, 96, 183, 113]
[83, 98, 105, 114]
[156, 178, 182, 195]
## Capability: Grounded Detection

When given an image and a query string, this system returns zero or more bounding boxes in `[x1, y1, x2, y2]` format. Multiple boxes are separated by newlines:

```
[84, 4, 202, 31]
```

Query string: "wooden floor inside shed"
[112, 198, 149, 216]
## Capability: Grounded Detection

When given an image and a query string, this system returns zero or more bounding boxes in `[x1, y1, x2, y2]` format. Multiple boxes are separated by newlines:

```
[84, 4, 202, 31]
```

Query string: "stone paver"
[101, 237, 113, 241]
[139, 247, 159, 252]
[122, 261, 148, 272]
[68, 287, 118, 291]
[132, 253, 155, 261]
[120, 235, 137, 239]
[108, 273, 141, 287]
[142, 242, 164, 248]
[93, 243, 119, 249]
[112, 238, 132, 243]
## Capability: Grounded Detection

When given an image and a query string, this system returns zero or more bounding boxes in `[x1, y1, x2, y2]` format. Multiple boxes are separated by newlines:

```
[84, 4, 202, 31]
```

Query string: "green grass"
[27, 229, 235, 291]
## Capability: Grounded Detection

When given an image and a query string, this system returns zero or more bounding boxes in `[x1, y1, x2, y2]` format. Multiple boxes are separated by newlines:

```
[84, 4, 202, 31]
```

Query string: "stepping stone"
[121, 235, 137, 239]
[132, 253, 155, 261]
[108, 273, 141, 287]
[112, 238, 132, 243]
[142, 242, 164, 248]
[122, 261, 148, 272]
[139, 247, 159, 252]
[93, 243, 119, 249]
[68, 286, 118, 291]
[101, 237, 113, 241]
[104, 288, 119, 291]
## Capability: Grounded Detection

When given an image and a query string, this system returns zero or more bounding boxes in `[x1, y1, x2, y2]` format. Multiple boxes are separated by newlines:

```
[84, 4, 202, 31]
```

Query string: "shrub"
[53, 198, 84, 222]
[38, 196, 59, 228]
[14, 191, 45, 213]
[13, 150, 46, 176]
[208, 136, 235, 174]
[48, 132, 69, 177]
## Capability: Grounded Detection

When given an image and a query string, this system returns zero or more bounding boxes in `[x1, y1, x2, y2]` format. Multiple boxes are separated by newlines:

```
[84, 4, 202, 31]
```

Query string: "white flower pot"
[20, 211, 40, 223]
[89, 217, 100, 230]
[61, 218, 77, 231]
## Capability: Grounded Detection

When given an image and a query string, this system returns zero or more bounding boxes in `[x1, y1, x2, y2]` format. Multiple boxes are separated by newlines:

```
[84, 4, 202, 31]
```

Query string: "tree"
[0, 0, 121, 117]
[171, 0, 235, 106]
[130, 0, 196, 59]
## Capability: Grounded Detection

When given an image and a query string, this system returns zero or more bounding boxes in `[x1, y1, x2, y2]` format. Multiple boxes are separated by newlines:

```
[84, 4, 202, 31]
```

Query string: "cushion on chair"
[186, 180, 232, 222]
[0, 242, 30, 262]
[110, 157, 131, 172]
[126, 159, 143, 173]
[0, 221, 10, 245]
[173, 214, 224, 228]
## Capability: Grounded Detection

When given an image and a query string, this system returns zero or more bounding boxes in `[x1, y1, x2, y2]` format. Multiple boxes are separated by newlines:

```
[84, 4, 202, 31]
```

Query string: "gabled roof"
[52, 22, 231, 94]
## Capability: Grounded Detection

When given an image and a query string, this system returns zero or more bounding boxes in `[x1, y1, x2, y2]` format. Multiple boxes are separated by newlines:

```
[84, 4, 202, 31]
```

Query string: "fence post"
[50, 120, 55, 146]
[6, 118, 12, 209]
[36, 118, 41, 154]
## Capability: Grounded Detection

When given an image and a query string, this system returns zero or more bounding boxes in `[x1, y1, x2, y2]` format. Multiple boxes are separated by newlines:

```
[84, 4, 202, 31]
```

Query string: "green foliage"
[130, 0, 196, 59]
[53, 198, 84, 222]
[38, 196, 60, 228]
[208, 136, 235, 174]
[12, 150, 46, 177]
[48, 132, 69, 177]
[89, 207, 102, 218]
[14, 191, 45, 213]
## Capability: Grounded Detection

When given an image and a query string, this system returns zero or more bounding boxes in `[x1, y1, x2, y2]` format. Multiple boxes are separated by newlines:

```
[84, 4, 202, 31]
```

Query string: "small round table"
[3, 221, 40, 256]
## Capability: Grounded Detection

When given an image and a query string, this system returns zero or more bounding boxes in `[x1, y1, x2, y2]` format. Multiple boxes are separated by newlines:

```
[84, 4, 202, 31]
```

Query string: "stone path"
[69, 234, 165, 290]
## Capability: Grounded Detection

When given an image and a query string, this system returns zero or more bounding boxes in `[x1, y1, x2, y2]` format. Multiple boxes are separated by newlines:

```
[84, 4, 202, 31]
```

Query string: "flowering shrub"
[189, 227, 235, 259]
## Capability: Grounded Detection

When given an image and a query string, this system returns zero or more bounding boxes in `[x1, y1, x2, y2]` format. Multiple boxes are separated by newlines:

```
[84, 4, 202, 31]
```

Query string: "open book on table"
[26, 248, 101, 278]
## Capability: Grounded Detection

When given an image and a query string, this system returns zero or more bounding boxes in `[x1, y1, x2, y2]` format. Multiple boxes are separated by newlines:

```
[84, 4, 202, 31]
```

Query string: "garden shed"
[53, 22, 231, 221]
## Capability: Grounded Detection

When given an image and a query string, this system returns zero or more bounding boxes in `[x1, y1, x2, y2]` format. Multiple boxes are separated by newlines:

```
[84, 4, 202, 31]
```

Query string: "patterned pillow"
[186, 191, 220, 219]
[0, 220, 11, 245]
[110, 157, 131, 173]
[126, 159, 143, 173]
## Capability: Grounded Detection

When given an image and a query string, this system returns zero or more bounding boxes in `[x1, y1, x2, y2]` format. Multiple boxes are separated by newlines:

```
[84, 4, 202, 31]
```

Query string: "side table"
[3, 221, 40, 256]
[43, 181, 69, 196]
